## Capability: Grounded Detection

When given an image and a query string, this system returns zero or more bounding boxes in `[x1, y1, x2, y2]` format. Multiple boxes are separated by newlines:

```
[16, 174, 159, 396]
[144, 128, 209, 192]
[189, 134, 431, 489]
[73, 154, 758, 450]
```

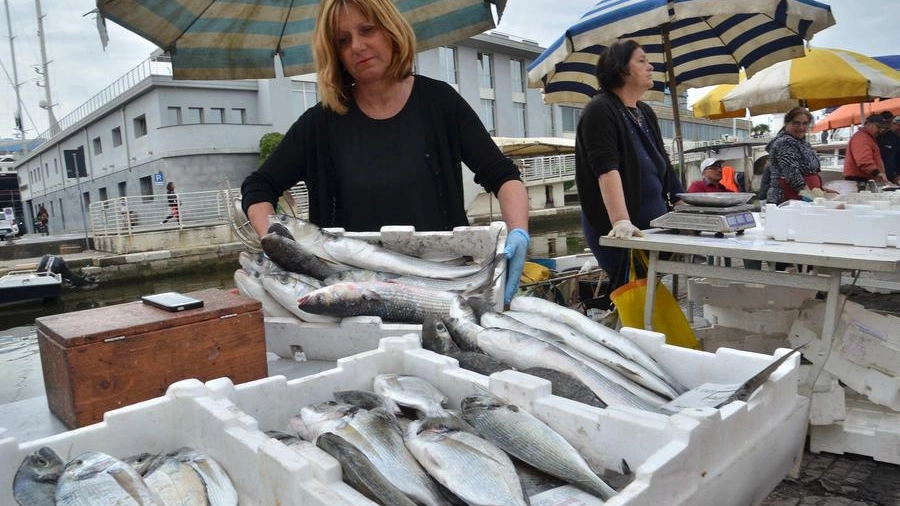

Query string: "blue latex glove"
[503, 228, 530, 304]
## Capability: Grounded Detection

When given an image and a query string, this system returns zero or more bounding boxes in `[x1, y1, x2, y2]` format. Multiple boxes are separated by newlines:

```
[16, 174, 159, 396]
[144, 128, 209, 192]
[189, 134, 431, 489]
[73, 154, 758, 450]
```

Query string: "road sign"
[154, 172, 165, 185]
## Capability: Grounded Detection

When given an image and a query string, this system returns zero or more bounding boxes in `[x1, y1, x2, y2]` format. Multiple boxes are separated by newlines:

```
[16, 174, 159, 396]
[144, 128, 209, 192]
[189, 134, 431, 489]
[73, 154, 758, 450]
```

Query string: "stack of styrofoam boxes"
[688, 279, 816, 354]
[764, 201, 900, 247]
[788, 298, 900, 464]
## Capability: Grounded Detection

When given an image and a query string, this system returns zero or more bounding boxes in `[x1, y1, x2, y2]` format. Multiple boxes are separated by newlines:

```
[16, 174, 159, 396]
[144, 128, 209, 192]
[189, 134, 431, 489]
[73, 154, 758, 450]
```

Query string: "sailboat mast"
[3, 0, 23, 138]
[34, 0, 57, 135]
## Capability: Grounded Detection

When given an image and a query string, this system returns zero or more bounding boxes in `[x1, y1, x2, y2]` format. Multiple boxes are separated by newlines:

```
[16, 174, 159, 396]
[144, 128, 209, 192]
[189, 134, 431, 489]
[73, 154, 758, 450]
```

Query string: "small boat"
[0, 269, 62, 304]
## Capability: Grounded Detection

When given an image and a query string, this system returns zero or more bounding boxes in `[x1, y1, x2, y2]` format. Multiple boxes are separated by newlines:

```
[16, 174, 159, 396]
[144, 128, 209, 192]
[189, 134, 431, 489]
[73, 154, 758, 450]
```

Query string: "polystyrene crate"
[764, 202, 900, 247]
[788, 299, 900, 411]
[0, 380, 317, 506]
[703, 305, 799, 335]
[688, 279, 816, 310]
[803, 367, 847, 426]
[809, 397, 900, 465]
[693, 325, 790, 355]
[200, 329, 806, 506]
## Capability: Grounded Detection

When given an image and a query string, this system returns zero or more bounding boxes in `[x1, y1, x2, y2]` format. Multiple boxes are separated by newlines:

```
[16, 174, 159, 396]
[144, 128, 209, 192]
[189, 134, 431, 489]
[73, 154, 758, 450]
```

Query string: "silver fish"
[169, 447, 237, 506]
[316, 432, 419, 506]
[55, 451, 163, 506]
[334, 390, 402, 417]
[448, 351, 512, 376]
[291, 402, 452, 506]
[406, 414, 528, 506]
[266, 429, 305, 447]
[324, 269, 397, 285]
[461, 393, 617, 500]
[14, 446, 65, 506]
[261, 271, 339, 323]
[238, 250, 285, 277]
[260, 232, 346, 280]
[510, 296, 684, 392]
[267, 214, 341, 263]
[233, 268, 297, 318]
[373, 374, 449, 417]
[422, 315, 461, 355]
[520, 367, 605, 408]
[143, 455, 208, 506]
[297, 281, 474, 324]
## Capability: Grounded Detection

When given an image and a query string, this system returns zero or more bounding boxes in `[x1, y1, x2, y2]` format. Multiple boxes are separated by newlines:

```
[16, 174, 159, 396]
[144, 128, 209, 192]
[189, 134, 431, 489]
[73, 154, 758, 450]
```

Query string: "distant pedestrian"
[37, 204, 49, 235]
[161, 182, 180, 224]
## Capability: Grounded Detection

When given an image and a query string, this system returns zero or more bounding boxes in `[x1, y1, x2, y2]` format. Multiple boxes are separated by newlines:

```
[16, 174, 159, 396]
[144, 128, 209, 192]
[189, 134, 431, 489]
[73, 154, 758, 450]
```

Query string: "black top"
[575, 90, 682, 234]
[241, 75, 521, 231]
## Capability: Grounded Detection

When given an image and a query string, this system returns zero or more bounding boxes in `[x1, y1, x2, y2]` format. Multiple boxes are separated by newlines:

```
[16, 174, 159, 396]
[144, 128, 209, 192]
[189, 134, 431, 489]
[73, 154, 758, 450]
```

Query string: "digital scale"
[650, 203, 756, 237]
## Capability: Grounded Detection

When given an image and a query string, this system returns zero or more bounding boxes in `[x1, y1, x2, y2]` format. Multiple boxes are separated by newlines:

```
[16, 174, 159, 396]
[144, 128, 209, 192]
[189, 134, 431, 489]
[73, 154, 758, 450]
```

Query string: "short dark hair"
[783, 107, 812, 124]
[595, 40, 642, 91]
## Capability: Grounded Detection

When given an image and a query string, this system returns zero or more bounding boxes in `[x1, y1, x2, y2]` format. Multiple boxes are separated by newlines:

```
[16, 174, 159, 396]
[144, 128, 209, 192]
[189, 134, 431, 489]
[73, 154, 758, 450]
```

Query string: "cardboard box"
[36, 288, 266, 428]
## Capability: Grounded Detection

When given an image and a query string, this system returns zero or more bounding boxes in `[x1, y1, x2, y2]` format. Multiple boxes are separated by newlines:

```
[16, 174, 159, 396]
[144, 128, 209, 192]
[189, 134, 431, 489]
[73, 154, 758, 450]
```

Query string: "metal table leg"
[799, 269, 844, 397]
[644, 250, 660, 331]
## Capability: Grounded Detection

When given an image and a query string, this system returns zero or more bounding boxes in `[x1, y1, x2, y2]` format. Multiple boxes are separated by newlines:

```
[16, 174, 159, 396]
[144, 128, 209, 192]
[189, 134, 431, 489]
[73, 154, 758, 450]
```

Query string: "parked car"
[0, 216, 19, 240]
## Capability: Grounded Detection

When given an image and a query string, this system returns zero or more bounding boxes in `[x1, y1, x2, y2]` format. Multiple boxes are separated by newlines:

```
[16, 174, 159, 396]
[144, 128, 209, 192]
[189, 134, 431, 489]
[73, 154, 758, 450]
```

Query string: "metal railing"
[519, 154, 576, 183]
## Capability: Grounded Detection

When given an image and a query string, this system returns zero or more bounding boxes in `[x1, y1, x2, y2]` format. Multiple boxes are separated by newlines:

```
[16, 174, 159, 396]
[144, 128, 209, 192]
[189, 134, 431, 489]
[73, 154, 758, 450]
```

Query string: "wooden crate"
[36, 288, 266, 428]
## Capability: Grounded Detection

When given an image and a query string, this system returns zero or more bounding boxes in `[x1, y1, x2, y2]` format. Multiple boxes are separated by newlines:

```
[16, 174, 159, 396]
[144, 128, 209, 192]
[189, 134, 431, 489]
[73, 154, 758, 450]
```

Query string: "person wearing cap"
[877, 112, 899, 185]
[766, 107, 833, 204]
[687, 158, 734, 193]
[844, 114, 889, 186]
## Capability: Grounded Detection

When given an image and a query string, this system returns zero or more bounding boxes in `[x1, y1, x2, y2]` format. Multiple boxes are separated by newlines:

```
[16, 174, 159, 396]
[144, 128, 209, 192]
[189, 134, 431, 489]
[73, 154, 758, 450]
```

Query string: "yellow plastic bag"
[609, 250, 700, 350]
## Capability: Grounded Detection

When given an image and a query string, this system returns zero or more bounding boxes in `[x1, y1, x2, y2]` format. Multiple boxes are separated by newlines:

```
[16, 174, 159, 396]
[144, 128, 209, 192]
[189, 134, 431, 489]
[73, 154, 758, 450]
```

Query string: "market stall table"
[600, 225, 900, 395]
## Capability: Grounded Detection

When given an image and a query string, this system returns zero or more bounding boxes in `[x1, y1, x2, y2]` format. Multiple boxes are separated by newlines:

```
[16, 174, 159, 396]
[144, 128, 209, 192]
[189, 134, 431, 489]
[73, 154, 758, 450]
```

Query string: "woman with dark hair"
[162, 182, 180, 224]
[240, 0, 530, 303]
[575, 39, 684, 287]
[766, 107, 834, 204]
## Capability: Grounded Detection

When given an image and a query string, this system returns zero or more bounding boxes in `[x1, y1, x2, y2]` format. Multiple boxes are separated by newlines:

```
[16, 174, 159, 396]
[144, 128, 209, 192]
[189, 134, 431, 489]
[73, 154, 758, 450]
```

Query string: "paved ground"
[762, 452, 900, 506]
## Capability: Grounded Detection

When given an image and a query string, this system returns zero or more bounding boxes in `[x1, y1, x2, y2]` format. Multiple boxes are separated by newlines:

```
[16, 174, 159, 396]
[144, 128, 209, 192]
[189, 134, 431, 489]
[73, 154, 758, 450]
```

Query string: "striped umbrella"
[691, 71, 746, 120]
[526, 0, 835, 172]
[721, 47, 900, 116]
[98, 0, 505, 80]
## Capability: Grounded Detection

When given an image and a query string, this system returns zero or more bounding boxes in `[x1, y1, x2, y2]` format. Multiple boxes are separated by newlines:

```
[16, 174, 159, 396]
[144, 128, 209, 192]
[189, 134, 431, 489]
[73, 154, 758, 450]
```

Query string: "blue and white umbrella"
[527, 0, 835, 170]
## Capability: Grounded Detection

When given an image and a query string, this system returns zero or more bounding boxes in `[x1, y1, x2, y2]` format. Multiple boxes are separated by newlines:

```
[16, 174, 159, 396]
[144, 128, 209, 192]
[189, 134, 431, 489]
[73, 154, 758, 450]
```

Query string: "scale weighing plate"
[650, 203, 756, 235]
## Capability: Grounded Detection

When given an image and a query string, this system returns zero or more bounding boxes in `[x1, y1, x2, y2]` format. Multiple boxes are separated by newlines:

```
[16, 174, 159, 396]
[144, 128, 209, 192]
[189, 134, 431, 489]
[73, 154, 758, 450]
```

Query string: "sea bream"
[55, 451, 163, 506]
[13, 446, 65, 506]
[169, 447, 237, 506]
[141, 455, 209, 506]
[461, 392, 617, 500]
[291, 401, 453, 506]
[373, 374, 449, 417]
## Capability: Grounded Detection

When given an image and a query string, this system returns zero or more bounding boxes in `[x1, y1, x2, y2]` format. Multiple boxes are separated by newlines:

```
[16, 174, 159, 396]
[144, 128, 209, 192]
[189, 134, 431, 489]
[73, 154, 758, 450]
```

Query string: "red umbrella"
[812, 97, 900, 132]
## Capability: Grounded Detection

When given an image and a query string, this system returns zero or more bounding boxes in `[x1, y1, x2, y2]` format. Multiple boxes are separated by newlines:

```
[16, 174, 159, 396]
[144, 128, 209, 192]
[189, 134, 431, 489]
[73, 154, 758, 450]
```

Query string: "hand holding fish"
[503, 228, 530, 304]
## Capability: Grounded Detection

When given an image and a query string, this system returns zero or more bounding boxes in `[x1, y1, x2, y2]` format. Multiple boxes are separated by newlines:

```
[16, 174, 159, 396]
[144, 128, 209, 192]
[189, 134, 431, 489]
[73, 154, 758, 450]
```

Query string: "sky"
[0, 0, 897, 140]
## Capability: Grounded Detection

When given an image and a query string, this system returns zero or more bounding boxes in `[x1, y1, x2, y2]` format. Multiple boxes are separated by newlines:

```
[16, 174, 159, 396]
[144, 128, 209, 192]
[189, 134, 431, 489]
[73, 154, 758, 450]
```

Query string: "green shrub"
[259, 132, 285, 166]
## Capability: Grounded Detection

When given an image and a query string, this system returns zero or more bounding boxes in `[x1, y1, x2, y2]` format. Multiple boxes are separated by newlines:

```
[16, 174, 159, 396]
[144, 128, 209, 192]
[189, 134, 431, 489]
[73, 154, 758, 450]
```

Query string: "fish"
[373, 374, 449, 417]
[292, 402, 453, 506]
[297, 281, 474, 324]
[142, 455, 208, 506]
[14, 446, 65, 506]
[461, 392, 618, 500]
[448, 351, 512, 376]
[55, 451, 163, 506]
[260, 231, 346, 280]
[510, 296, 685, 392]
[316, 432, 419, 506]
[443, 316, 660, 412]
[233, 268, 297, 318]
[405, 414, 529, 506]
[334, 390, 402, 417]
[422, 315, 462, 355]
[322, 231, 494, 280]
[124, 452, 160, 476]
[261, 271, 340, 323]
[169, 447, 238, 506]
[520, 367, 605, 408]
[266, 430, 305, 447]
[267, 214, 342, 263]
[238, 250, 285, 277]
[715, 345, 805, 408]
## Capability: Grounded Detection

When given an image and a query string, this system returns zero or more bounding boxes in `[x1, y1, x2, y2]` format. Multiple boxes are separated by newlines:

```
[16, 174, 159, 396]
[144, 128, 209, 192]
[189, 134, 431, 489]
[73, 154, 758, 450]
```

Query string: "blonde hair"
[314, 0, 416, 115]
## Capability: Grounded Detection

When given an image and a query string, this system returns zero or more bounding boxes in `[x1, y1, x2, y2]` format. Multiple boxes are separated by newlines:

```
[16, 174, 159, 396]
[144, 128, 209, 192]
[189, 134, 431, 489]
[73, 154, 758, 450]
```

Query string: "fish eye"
[35, 457, 48, 466]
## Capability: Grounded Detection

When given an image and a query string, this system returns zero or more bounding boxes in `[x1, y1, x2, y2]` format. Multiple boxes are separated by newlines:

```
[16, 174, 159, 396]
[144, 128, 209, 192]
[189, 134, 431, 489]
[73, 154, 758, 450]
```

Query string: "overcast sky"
[1, 0, 896, 140]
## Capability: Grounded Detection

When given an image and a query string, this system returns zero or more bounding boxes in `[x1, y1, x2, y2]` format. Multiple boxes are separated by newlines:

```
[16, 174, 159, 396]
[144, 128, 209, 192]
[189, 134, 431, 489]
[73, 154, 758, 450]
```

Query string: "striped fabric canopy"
[98, 0, 504, 80]
[528, 0, 836, 106]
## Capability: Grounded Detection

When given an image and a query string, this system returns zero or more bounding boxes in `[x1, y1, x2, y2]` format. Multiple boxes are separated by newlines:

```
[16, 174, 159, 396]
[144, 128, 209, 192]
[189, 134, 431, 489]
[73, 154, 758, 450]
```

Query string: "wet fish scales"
[261, 232, 343, 280]
[521, 367, 605, 408]
[55, 451, 163, 506]
[14, 446, 65, 506]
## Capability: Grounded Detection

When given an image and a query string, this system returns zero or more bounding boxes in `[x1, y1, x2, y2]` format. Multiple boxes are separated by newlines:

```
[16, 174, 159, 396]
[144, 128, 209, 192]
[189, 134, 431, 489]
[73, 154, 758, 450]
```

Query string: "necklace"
[626, 106, 642, 128]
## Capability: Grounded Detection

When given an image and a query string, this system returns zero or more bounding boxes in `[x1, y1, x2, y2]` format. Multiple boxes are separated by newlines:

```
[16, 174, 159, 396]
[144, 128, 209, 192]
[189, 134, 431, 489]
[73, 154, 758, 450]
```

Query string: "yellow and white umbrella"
[721, 47, 900, 115]
[692, 72, 746, 120]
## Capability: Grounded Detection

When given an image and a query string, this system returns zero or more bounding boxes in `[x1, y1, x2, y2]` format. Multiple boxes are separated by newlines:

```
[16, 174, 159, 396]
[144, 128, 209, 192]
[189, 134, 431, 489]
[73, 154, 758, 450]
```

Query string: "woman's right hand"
[247, 202, 277, 238]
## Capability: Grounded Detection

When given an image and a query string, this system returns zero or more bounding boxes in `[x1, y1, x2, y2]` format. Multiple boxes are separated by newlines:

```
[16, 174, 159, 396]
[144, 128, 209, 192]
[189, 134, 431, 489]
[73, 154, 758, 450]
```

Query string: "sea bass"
[14, 446, 65, 506]
[292, 402, 452, 506]
[461, 393, 617, 500]
[55, 451, 163, 506]
[406, 414, 528, 506]
[233, 268, 296, 318]
[261, 272, 339, 323]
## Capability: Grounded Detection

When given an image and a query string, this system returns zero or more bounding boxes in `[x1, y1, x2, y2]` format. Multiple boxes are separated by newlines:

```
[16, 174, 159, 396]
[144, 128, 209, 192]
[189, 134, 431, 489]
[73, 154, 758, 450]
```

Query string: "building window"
[510, 59, 525, 93]
[139, 175, 153, 196]
[513, 103, 527, 137]
[92, 136, 102, 155]
[439, 46, 458, 85]
[133, 115, 147, 137]
[479, 99, 496, 135]
[167, 107, 182, 126]
[98, 187, 108, 202]
[185, 107, 203, 124]
[228, 108, 246, 124]
[291, 81, 319, 115]
[561, 106, 581, 133]
[112, 127, 122, 147]
[118, 181, 127, 197]
[478, 53, 493, 89]
[209, 107, 225, 123]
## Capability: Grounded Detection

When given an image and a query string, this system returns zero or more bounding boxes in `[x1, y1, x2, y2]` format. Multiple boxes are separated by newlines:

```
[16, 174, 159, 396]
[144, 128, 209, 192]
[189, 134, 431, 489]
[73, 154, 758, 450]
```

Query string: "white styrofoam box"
[688, 279, 816, 310]
[764, 202, 900, 247]
[264, 316, 421, 360]
[0, 380, 321, 506]
[199, 329, 807, 506]
[703, 304, 799, 335]
[693, 325, 790, 355]
[788, 299, 900, 411]
[833, 191, 900, 208]
[803, 367, 847, 426]
[809, 397, 900, 465]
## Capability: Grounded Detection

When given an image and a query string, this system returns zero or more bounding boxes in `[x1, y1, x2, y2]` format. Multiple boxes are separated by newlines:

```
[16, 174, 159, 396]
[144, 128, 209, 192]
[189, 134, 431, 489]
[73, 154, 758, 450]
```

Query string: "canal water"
[1, 221, 588, 331]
